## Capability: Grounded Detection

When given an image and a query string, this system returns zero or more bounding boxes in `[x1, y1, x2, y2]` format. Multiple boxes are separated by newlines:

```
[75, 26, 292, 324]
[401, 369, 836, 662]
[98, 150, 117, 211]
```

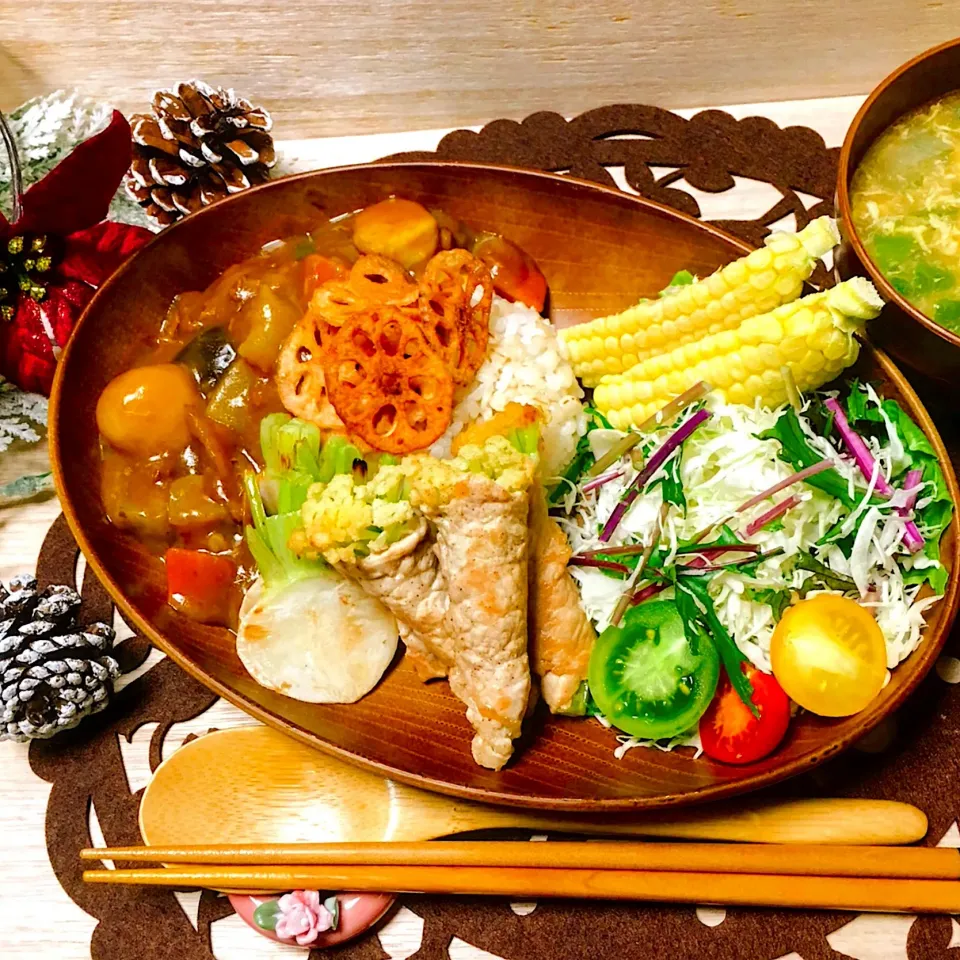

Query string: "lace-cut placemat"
[29, 104, 960, 960]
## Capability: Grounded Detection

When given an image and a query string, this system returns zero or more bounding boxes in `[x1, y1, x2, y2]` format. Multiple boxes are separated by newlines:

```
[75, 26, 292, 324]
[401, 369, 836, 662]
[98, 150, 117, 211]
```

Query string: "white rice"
[429, 296, 587, 478]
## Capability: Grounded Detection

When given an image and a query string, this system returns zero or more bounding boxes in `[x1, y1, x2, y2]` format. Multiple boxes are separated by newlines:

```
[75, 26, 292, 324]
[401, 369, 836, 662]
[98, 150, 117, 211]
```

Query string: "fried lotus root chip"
[309, 280, 364, 331]
[276, 316, 346, 431]
[323, 312, 454, 454]
[418, 250, 493, 385]
[307, 256, 417, 340]
[349, 255, 419, 308]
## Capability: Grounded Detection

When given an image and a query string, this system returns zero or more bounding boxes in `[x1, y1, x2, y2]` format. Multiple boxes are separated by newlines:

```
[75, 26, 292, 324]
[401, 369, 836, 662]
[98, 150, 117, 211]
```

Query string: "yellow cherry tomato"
[96, 363, 199, 457]
[770, 594, 887, 717]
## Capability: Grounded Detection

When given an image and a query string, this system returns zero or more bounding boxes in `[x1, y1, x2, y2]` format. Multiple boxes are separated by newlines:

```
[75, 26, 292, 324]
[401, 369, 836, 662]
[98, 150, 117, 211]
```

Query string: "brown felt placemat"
[28, 105, 960, 960]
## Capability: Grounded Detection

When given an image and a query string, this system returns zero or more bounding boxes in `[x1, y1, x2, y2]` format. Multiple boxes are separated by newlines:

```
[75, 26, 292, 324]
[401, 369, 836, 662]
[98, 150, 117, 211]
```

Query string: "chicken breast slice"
[528, 487, 596, 713]
[432, 478, 532, 770]
[344, 519, 453, 680]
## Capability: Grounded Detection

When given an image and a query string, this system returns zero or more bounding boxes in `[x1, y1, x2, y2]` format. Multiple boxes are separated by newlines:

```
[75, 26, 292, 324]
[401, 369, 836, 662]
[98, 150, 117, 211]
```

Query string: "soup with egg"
[851, 90, 960, 334]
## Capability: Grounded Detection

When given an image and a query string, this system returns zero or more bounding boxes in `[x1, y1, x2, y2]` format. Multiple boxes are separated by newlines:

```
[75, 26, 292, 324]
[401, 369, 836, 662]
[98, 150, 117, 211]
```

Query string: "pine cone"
[0, 575, 120, 742]
[124, 80, 276, 227]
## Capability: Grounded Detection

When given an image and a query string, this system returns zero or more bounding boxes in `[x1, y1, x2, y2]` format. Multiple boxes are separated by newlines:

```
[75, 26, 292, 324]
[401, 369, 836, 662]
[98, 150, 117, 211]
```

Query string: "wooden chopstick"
[80, 841, 960, 880]
[82, 864, 960, 914]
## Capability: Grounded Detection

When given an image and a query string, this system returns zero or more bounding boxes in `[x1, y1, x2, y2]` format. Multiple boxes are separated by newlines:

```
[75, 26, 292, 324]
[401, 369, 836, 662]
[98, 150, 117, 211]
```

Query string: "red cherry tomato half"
[698, 664, 790, 765]
[472, 234, 547, 312]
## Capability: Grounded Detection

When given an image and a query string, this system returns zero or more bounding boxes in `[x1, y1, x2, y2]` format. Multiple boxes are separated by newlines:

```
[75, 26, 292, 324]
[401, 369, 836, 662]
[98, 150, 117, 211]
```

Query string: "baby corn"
[561, 217, 839, 387]
[594, 278, 883, 429]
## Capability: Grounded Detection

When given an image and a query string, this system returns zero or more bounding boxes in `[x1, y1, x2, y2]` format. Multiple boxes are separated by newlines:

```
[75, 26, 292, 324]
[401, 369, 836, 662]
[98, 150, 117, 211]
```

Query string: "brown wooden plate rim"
[50, 161, 960, 810]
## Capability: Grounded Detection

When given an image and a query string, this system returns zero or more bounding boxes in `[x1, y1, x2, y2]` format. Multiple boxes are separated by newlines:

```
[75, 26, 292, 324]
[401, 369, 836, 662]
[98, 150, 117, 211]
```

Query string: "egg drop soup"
[851, 91, 960, 335]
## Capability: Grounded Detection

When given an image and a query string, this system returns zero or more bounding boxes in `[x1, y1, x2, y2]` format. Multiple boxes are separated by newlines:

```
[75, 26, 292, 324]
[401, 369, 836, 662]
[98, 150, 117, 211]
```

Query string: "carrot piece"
[165, 548, 237, 625]
[302, 255, 348, 299]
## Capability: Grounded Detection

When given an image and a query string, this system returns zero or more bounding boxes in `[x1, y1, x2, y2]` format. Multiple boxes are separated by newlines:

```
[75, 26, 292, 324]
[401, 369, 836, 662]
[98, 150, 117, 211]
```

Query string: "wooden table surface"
[0, 3, 957, 138]
[0, 93, 955, 960]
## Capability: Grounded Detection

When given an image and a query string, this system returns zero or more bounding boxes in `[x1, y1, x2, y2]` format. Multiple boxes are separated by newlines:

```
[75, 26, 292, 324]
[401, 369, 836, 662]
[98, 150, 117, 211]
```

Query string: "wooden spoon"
[139, 727, 928, 848]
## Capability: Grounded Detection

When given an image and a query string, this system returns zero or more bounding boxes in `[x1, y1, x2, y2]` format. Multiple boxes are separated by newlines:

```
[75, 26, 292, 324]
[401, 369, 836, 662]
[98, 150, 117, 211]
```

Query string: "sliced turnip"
[237, 575, 398, 703]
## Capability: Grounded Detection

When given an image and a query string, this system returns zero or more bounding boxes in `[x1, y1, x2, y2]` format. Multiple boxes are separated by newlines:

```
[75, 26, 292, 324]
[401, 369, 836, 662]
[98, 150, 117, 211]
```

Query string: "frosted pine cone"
[0, 576, 120, 741]
[124, 80, 275, 226]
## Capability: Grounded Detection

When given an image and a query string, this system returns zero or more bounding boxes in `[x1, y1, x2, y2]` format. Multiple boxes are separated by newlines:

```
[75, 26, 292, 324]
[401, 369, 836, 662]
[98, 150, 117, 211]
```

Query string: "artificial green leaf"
[0, 471, 53, 506]
[253, 900, 282, 932]
[323, 895, 340, 930]
[0, 377, 47, 454]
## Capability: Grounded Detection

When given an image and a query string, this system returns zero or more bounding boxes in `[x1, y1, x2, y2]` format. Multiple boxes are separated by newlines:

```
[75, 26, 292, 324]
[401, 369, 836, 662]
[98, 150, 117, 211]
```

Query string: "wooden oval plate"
[50, 162, 960, 811]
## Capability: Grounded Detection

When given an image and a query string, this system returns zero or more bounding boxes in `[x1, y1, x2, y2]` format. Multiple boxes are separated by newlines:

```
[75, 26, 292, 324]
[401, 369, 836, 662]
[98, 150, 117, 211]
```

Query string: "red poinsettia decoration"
[0, 110, 153, 394]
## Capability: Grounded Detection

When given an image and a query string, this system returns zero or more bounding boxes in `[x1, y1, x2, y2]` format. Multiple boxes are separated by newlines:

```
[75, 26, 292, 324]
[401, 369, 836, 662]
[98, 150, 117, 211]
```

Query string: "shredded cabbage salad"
[557, 383, 953, 755]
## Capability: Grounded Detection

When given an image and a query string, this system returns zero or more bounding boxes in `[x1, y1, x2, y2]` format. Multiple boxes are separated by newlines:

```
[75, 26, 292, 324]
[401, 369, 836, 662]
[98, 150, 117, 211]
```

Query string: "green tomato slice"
[588, 600, 720, 740]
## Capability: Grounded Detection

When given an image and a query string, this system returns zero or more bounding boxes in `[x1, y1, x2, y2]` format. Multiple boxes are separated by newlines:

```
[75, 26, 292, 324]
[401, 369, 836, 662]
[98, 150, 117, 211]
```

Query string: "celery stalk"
[245, 527, 285, 586]
[335, 442, 361, 476]
[382, 518, 418, 545]
[243, 470, 268, 532]
[317, 436, 349, 482]
[264, 512, 301, 558]
[277, 470, 316, 514]
[507, 424, 540, 456]
[297, 431, 322, 477]
[244, 468, 327, 592]
[266, 513, 328, 588]
[259, 413, 292, 474]
[314, 434, 364, 482]
[260, 413, 322, 482]
[276, 419, 321, 476]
